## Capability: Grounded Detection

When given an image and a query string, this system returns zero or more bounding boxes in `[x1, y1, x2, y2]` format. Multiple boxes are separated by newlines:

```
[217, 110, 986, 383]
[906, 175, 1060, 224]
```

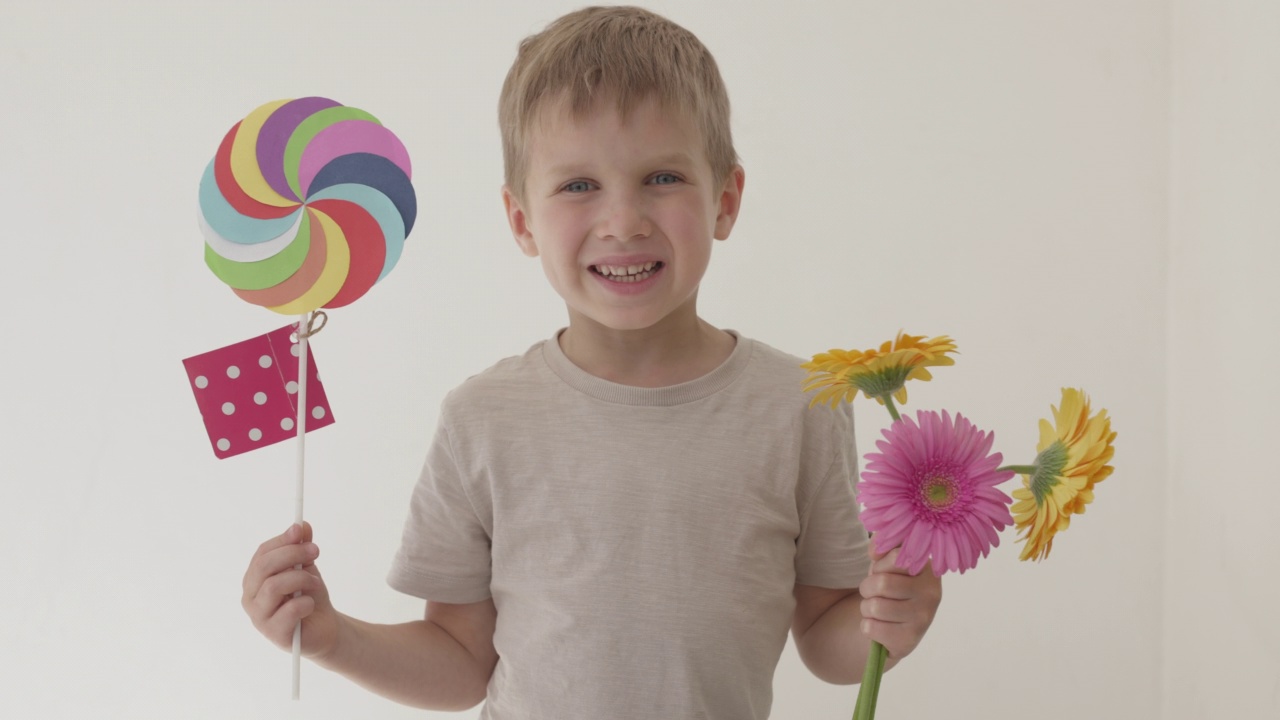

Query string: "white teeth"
[596, 261, 657, 277]
[593, 261, 660, 282]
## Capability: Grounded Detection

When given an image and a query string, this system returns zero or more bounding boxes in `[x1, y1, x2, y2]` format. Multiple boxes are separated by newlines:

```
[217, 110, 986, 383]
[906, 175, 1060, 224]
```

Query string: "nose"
[595, 189, 651, 242]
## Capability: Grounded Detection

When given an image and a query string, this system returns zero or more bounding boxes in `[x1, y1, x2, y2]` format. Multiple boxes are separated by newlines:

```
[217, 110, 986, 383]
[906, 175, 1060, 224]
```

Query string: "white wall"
[0, 1, 1255, 718]
[1166, 1, 1280, 718]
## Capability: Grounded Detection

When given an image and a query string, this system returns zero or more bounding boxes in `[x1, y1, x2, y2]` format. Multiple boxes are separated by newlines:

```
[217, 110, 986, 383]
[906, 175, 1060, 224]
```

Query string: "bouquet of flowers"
[802, 332, 1116, 720]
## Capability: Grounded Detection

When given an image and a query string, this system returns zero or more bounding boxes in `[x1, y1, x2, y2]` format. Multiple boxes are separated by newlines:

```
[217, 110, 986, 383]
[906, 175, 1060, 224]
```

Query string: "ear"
[502, 185, 539, 257]
[713, 165, 746, 240]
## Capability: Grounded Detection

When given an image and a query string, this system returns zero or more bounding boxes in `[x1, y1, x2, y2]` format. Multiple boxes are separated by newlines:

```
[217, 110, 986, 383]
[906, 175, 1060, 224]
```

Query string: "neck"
[558, 311, 735, 388]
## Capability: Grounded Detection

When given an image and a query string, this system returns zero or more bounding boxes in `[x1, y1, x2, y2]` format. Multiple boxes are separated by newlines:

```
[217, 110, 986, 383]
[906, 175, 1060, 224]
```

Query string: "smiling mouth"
[590, 261, 664, 283]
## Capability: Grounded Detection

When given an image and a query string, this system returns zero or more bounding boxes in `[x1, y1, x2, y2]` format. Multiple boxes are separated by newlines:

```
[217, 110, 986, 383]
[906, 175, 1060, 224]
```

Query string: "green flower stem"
[882, 396, 902, 423]
[853, 640, 888, 720]
[856, 397, 896, 718]
[997, 464, 1039, 475]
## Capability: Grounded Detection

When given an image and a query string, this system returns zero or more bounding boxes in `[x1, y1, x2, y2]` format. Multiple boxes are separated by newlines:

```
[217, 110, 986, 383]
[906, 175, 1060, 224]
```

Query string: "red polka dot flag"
[182, 324, 334, 459]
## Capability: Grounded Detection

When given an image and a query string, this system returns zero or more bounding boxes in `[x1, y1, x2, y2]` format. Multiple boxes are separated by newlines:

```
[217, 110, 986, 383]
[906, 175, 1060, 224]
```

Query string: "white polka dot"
[291, 343, 301, 357]
[281, 417, 295, 431]
[221, 402, 235, 415]
[312, 406, 326, 420]
[226, 365, 240, 379]
[194, 375, 208, 389]
[254, 392, 267, 405]
[259, 355, 273, 369]
[286, 381, 299, 394]
[216, 438, 230, 452]
[248, 428, 263, 441]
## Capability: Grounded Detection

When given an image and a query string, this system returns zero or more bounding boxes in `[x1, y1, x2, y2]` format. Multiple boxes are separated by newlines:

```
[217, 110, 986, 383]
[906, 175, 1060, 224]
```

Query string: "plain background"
[0, 0, 1275, 718]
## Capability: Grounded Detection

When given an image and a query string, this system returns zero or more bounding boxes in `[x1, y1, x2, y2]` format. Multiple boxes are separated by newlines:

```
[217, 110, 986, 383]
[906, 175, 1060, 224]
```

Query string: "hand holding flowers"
[857, 546, 941, 666]
[802, 332, 1116, 720]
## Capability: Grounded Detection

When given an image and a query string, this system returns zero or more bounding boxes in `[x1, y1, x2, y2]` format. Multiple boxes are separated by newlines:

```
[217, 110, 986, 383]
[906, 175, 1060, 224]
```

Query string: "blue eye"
[650, 173, 681, 185]
[562, 180, 593, 193]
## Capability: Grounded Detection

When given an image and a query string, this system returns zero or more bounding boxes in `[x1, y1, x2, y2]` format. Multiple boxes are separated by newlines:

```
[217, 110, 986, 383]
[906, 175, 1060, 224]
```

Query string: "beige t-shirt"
[389, 331, 871, 719]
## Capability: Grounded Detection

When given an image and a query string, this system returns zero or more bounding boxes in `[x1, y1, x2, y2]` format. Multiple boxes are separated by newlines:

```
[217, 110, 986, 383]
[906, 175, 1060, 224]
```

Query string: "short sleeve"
[387, 417, 493, 604]
[794, 403, 872, 588]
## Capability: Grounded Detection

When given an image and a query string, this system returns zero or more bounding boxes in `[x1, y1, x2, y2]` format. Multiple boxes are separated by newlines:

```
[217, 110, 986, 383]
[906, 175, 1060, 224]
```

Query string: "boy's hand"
[241, 522, 341, 658]
[857, 546, 942, 660]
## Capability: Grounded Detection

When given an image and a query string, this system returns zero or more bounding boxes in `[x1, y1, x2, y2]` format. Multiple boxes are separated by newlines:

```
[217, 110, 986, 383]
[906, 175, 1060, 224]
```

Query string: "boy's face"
[503, 95, 744, 334]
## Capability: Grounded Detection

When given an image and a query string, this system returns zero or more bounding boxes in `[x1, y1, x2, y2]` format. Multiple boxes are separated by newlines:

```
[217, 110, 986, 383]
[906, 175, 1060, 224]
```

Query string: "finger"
[867, 537, 892, 562]
[861, 595, 930, 625]
[260, 567, 322, 604]
[253, 523, 314, 561]
[870, 548, 920, 576]
[262, 595, 317, 649]
[300, 562, 330, 605]
[244, 541, 319, 594]
[247, 568, 322, 620]
[872, 550, 939, 578]
[242, 525, 304, 593]
[242, 541, 320, 598]
[867, 568, 943, 603]
[865, 541, 908, 570]
[255, 524, 306, 560]
[859, 572, 917, 602]
[860, 617, 926, 660]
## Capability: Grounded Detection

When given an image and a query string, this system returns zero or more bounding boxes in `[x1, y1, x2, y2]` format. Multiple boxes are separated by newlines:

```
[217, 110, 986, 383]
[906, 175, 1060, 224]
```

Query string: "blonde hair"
[499, 6, 737, 200]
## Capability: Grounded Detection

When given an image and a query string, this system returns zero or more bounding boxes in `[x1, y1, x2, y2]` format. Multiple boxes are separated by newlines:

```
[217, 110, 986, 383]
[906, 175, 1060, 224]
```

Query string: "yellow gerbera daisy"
[802, 331, 957, 409]
[1012, 388, 1116, 561]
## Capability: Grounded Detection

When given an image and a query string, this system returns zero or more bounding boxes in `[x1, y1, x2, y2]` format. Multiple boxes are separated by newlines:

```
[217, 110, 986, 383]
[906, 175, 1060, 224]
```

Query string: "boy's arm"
[313, 599, 498, 711]
[791, 548, 942, 684]
[791, 584, 873, 684]
[243, 523, 498, 710]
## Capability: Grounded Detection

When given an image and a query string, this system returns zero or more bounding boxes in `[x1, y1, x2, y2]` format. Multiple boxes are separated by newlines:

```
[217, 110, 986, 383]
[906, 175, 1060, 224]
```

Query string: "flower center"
[921, 474, 957, 509]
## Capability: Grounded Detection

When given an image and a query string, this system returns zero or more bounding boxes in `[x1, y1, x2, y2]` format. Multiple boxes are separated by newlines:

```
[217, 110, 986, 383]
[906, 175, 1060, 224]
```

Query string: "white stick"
[292, 312, 310, 700]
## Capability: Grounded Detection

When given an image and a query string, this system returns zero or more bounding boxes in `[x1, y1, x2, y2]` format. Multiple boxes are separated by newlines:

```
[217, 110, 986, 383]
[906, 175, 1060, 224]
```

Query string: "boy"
[242, 6, 941, 718]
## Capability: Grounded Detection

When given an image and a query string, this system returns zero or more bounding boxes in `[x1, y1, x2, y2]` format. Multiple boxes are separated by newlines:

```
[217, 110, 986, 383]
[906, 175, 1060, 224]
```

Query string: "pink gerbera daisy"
[858, 410, 1015, 576]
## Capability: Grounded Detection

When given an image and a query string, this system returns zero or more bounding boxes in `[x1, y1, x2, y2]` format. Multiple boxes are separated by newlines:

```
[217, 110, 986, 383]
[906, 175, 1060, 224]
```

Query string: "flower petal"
[855, 409, 1013, 576]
